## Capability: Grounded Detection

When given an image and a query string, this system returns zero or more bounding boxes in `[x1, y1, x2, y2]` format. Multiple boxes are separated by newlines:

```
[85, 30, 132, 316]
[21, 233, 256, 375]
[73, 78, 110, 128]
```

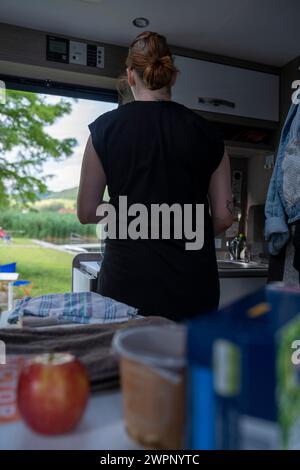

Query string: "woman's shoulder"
[90, 101, 147, 129]
[91, 106, 121, 125]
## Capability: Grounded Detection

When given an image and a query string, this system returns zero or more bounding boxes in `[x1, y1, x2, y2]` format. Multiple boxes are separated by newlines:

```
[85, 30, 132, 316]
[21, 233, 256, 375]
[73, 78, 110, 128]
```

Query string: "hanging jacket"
[265, 103, 300, 255]
[293, 220, 300, 279]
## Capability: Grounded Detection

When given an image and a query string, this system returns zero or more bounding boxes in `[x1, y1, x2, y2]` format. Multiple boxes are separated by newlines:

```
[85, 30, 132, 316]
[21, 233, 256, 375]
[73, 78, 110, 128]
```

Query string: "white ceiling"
[0, 0, 299, 66]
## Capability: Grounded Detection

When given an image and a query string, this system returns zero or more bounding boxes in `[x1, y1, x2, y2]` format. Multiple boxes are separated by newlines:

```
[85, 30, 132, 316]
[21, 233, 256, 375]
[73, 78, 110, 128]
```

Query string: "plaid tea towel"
[8, 292, 139, 326]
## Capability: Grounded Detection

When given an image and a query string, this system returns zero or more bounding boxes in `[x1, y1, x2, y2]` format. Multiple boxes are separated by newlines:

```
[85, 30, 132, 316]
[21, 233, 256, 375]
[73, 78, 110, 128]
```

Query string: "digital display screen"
[49, 39, 67, 54]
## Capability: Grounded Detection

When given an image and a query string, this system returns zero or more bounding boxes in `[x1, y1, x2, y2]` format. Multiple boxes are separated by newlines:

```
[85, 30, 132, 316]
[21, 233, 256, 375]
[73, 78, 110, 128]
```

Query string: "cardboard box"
[187, 283, 300, 449]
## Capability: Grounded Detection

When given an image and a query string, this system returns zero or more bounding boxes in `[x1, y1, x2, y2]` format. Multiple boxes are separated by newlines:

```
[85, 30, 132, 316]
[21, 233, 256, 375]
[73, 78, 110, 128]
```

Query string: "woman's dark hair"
[125, 31, 177, 91]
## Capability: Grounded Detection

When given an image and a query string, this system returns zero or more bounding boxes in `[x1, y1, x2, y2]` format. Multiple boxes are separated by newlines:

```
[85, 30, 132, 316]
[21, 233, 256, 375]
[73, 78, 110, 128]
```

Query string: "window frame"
[0, 73, 118, 103]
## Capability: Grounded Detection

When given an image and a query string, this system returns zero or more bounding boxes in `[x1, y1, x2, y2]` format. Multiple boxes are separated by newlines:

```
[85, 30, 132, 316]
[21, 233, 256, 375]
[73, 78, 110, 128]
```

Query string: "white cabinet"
[172, 55, 279, 121]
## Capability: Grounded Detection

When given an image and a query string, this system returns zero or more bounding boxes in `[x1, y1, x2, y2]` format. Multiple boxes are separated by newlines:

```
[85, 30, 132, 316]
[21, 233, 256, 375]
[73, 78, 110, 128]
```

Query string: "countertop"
[218, 267, 268, 278]
[79, 259, 268, 280]
[217, 260, 268, 278]
[0, 390, 140, 450]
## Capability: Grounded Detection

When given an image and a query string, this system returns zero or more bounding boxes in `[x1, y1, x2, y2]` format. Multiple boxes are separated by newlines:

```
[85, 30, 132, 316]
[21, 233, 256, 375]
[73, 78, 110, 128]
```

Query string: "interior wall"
[246, 154, 273, 254]
[0, 22, 127, 86]
[216, 155, 272, 255]
[215, 156, 248, 253]
[247, 154, 272, 208]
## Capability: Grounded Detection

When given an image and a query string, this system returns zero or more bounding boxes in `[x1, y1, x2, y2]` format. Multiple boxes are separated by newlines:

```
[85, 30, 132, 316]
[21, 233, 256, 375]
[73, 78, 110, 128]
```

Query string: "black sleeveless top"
[89, 100, 224, 320]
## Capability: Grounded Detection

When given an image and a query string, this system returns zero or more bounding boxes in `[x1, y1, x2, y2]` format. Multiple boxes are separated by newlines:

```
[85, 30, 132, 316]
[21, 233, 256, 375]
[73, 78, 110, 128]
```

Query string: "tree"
[0, 89, 77, 206]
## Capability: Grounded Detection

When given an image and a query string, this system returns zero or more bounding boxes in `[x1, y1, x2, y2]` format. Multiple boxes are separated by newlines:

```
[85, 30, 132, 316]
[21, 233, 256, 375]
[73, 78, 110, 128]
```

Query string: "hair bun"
[126, 32, 177, 91]
[152, 55, 172, 66]
[143, 55, 176, 90]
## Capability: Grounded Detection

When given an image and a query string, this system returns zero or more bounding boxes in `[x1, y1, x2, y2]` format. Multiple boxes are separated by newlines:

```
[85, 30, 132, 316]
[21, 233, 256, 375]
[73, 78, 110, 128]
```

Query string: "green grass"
[3, 238, 33, 246]
[0, 210, 95, 239]
[47, 186, 78, 200]
[33, 198, 76, 212]
[0, 238, 74, 297]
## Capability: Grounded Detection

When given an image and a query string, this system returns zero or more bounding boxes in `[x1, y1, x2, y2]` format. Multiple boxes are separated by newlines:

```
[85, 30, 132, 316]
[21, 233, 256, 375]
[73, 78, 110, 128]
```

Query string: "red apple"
[17, 353, 90, 435]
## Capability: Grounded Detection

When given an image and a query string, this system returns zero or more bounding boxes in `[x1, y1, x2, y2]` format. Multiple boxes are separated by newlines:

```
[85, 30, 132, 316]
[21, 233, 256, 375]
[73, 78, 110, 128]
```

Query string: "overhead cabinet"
[172, 55, 280, 122]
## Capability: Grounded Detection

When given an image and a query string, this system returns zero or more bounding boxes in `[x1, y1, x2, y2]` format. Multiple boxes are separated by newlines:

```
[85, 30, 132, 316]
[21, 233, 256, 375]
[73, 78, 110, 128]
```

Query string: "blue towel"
[8, 291, 138, 325]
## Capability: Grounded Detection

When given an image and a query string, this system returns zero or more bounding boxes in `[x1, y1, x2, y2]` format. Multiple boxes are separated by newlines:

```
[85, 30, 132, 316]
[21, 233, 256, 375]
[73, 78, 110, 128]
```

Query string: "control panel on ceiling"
[46, 35, 105, 68]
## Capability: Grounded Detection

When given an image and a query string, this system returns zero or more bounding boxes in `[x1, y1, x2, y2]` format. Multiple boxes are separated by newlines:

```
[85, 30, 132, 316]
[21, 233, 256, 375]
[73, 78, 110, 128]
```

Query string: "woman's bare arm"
[208, 150, 233, 236]
[77, 136, 106, 224]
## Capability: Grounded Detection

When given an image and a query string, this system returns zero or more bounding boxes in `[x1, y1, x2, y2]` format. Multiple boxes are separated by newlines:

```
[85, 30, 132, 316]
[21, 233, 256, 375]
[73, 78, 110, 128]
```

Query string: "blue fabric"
[0, 262, 16, 273]
[8, 291, 139, 325]
[265, 103, 300, 255]
[13, 280, 31, 287]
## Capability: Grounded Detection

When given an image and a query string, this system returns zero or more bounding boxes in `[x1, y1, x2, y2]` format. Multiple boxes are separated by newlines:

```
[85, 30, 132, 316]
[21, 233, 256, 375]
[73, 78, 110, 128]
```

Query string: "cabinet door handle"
[198, 97, 235, 109]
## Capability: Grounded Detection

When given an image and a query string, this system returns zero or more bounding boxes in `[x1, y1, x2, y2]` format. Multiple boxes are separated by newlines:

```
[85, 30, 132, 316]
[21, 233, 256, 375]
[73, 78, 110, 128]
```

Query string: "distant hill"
[41, 185, 109, 202]
[46, 187, 78, 200]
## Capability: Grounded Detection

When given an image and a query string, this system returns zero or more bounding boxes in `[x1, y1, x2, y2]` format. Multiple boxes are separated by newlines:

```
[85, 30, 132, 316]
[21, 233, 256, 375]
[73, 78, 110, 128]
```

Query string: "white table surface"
[0, 311, 140, 450]
[0, 273, 19, 282]
[0, 390, 141, 450]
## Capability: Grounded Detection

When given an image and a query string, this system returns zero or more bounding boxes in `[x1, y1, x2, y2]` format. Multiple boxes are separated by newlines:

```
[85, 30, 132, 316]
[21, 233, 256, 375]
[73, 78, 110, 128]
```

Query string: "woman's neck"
[133, 88, 171, 102]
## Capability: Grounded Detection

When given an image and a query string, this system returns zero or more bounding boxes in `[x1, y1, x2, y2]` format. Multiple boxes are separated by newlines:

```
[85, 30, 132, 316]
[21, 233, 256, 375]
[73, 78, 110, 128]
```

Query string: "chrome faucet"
[228, 234, 246, 261]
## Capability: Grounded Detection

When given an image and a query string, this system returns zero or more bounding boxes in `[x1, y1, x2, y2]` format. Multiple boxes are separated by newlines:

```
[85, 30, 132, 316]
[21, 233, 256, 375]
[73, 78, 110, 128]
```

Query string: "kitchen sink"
[217, 260, 268, 270]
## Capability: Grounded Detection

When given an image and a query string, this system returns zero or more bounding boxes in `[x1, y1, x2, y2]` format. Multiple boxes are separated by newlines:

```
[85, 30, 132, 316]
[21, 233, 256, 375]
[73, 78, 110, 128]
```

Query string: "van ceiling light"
[132, 17, 149, 28]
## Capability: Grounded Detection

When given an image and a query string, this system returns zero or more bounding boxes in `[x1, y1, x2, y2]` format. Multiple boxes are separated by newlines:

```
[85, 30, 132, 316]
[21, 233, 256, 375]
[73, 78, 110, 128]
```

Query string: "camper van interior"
[0, 0, 300, 455]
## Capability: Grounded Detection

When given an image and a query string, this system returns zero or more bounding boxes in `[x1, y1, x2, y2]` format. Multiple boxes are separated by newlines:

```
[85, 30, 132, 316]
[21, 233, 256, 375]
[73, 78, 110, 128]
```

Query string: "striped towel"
[8, 292, 139, 326]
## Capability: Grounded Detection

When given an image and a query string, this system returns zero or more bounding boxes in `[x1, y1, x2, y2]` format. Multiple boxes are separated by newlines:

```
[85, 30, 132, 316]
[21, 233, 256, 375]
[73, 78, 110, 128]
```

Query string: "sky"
[43, 94, 117, 192]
